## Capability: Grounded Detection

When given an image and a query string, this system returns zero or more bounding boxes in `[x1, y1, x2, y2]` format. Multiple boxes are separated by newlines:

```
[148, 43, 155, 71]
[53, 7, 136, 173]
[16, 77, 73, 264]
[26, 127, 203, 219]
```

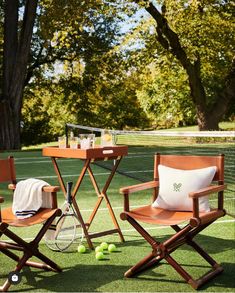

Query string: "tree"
[0, 1, 3, 90]
[1, 0, 107, 150]
[132, 0, 235, 130]
[20, 0, 149, 145]
[136, 59, 196, 128]
[0, 0, 38, 150]
[1, 0, 146, 148]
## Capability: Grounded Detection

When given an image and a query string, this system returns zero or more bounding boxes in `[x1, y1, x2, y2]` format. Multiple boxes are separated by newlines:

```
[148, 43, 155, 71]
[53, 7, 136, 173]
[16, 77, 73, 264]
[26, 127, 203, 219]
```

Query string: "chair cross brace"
[0, 211, 62, 292]
[122, 213, 223, 289]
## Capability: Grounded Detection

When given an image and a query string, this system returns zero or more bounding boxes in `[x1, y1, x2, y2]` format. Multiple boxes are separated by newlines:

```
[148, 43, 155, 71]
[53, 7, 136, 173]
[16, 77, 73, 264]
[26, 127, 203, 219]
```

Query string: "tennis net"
[66, 123, 235, 218]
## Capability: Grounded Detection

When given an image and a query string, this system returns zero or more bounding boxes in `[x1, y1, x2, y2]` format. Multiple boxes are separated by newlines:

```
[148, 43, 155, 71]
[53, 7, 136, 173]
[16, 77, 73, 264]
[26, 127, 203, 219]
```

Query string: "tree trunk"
[196, 107, 220, 131]
[0, 0, 38, 150]
[0, 100, 20, 149]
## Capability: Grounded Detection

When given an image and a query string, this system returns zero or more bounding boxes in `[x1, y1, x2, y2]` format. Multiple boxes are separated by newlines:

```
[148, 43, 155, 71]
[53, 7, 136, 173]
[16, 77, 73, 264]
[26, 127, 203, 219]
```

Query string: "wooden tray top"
[42, 145, 128, 160]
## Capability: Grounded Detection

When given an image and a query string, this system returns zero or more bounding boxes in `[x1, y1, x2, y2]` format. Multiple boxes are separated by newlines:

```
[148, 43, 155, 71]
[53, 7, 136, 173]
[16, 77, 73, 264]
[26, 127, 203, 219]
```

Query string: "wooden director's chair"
[0, 156, 62, 292]
[120, 153, 226, 289]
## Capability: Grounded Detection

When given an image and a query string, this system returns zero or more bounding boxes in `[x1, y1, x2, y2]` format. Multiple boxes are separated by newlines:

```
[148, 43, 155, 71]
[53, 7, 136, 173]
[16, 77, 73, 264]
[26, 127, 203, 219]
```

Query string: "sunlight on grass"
[1, 124, 234, 292]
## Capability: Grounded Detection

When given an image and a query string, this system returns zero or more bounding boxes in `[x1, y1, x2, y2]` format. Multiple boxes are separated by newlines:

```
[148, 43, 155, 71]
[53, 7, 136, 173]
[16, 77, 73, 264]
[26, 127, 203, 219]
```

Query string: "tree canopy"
[0, 0, 234, 149]
[126, 0, 235, 129]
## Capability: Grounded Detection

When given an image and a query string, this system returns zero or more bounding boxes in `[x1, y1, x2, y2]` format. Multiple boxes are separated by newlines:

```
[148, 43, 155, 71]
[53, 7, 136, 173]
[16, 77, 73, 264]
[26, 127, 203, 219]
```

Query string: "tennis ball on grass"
[95, 251, 104, 260]
[95, 246, 103, 253]
[100, 242, 108, 250]
[77, 245, 86, 253]
[108, 244, 116, 252]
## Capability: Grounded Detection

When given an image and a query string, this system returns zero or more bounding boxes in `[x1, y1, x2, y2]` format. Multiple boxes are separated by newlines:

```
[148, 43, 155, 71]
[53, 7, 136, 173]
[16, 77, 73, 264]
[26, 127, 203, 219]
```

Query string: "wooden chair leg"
[0, 250, 61, 291]
[125, 251, 156, 277]
[0, 213, 62, 291]
[188, 238, 218, 266]
[165, 249, 223, 290]
[123, 213, 224, 289]
[126, 253, 164, 278]
[0, 244, 61, 272]
[124, 214, 160, 248]
[186, 238, 223, 289]
[0, 246, 21, 262]
[165, 254, 196, 287]
[172, 224, 224, 289]
[35, 251, 62, 272]
[0, 279, 11, 292]
[0, 252, 31, 292]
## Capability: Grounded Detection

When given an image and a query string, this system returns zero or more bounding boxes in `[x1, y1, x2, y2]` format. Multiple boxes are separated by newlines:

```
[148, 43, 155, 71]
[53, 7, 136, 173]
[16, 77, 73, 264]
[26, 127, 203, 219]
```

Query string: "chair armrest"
[8, 183, 60, 210]
[120, 181, 159, 195]
[8, 184, 16, 190]
[9, 184, 60, 193]
[189, 184, 227, 198]
[0, 196, 3, 222]
[42, 186, 60, 193]
[120, 181, 159, 212]
[189, 184, 227, 223]
[42, 185, 60, 209]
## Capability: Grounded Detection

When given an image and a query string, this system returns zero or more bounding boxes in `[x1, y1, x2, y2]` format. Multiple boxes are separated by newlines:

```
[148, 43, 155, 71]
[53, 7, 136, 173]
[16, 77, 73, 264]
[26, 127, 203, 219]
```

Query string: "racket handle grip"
[66, 181, 73, 204]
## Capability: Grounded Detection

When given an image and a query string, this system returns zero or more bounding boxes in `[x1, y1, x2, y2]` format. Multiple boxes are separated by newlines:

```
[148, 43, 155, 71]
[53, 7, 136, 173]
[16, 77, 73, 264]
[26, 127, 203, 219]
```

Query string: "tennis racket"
[45, 181, 84, 251]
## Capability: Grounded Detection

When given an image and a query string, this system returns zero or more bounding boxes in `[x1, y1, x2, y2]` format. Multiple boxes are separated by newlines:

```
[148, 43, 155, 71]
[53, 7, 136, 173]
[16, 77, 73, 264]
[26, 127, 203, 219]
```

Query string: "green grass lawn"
[0, 138, 235, 292]
[1, 218, 233, 292]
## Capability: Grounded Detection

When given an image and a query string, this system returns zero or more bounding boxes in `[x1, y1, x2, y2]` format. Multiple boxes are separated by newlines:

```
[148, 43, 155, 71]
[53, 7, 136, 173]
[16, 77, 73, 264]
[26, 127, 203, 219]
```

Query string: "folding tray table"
[42, 145, 128, 249]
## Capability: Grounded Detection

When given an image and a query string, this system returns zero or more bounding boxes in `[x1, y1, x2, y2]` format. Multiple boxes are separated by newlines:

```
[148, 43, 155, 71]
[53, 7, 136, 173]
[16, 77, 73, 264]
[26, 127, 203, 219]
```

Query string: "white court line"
[121, 218, 235, 233]
[77, 202, 235, 213]
[16, 169, 153, 180]
[15, 158, 74, 164]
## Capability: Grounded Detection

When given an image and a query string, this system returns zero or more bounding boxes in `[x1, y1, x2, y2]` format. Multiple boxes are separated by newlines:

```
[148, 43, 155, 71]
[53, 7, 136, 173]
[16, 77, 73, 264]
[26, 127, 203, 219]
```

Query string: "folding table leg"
[51, 155, 125, 249]
[101, 159, 124, 241]
[72, 199, 94, 249]
[86, 196, 103, 228]
[51, 158, 66, 194]
[51, 158, 94, 249]
[87, 161, 125, 242]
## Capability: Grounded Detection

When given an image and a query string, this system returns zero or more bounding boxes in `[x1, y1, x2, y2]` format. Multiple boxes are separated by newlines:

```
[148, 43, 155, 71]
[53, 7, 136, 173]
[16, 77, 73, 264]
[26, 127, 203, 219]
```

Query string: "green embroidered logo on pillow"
[173, 183, 182, 192]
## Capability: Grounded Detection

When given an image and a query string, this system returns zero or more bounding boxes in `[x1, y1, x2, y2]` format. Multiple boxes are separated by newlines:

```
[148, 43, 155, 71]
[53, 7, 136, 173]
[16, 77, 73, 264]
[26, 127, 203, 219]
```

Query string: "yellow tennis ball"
[108, 244, 116, 252]
[95, 251, 104, 260]
[100, 242, 108, 250]
[95, 245, 103, 253]
[77, 244, 86, 253]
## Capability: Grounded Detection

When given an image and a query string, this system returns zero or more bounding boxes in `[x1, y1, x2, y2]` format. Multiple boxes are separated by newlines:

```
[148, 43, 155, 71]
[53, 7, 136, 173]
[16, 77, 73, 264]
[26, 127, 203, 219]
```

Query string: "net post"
[65, 124, 69, 148]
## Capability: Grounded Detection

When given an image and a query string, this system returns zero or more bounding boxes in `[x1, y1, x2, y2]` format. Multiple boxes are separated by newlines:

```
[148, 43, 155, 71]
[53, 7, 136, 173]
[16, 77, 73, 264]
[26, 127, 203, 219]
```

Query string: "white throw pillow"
[152, 165, 217, 212]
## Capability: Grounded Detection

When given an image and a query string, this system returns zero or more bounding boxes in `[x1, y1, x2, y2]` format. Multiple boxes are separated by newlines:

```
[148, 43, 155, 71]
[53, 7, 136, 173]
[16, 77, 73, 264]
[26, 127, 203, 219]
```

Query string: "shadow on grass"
[18, 264, 130, 292]
[120, 233, 234, 255]
[1, 231, 234, 291]
[117, 233, 235, 290]
[15, 261, 235, 292]
[133, 262, 235, 291]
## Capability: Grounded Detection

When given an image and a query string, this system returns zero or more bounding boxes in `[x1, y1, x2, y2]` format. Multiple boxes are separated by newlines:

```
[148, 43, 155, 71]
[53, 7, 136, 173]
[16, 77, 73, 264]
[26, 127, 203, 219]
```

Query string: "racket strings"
[45, 203, 84, 251]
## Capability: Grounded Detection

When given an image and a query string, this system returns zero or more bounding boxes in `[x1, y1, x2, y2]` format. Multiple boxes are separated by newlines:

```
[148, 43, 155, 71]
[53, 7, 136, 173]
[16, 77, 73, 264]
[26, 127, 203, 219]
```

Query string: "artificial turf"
[0, 148, 234, 292]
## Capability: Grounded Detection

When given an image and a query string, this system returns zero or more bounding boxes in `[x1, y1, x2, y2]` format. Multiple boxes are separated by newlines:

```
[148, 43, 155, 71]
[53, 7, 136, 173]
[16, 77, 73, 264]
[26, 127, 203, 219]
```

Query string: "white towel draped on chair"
[12, 178, 52, 219]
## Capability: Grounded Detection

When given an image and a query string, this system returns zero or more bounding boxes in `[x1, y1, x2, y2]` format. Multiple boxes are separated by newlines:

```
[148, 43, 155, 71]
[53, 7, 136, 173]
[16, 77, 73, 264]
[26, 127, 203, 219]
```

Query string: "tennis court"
[0, 137, 235, 292]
